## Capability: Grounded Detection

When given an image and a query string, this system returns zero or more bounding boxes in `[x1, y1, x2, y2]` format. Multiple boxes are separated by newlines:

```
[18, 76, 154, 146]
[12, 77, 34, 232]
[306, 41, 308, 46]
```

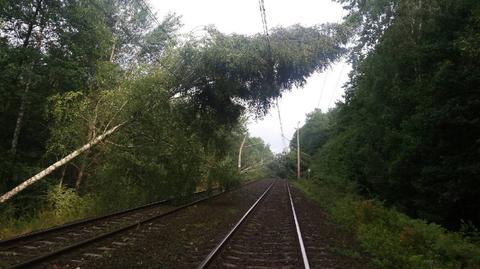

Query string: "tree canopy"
[0, 0, 347, 229]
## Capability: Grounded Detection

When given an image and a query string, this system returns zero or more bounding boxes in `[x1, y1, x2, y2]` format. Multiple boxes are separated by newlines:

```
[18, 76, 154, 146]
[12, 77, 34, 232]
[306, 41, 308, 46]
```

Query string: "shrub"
[47, 184, 96, 219]
[295, 179, 480, 269]
[0, 184, 96, 239]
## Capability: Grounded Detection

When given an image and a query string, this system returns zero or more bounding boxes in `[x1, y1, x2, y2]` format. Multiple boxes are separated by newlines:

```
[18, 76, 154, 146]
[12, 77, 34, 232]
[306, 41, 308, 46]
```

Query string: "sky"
[150, 0, 350, 153]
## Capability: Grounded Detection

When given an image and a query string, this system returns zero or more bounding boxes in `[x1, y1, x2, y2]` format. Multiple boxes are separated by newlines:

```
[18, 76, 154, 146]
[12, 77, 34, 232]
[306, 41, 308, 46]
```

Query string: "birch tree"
[0, 121, 126, 203]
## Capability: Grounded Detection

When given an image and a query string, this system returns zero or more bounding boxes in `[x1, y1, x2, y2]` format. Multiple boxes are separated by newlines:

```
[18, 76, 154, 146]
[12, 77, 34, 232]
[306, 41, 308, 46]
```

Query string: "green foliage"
[240, 136, 275, 176]
[269, 3, 480, 264]
[207, 156, 240, 191]
[296, 180, 480, 269]
[290, 109, 333, 157]
[0, 0, 178, 215]
[171, 23, 346, 127]
[282, 0, 480, 230]
[268, 151, 297, 179]
[46, 185, 95, 219]
[0, 184, 96, 239]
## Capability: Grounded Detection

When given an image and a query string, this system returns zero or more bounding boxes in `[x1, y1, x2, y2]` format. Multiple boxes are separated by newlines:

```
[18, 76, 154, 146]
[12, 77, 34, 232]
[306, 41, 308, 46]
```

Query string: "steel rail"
[0, 187, 218, 246]
[287, 182, 310, 269]
[196, 179, 276, 269]
[5, 179, 264, 269]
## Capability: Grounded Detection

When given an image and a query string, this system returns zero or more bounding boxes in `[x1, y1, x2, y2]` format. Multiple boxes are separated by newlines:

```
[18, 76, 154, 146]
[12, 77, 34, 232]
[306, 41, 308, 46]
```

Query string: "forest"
[1, 0, 479, 266]
[0, 0, 347, 236]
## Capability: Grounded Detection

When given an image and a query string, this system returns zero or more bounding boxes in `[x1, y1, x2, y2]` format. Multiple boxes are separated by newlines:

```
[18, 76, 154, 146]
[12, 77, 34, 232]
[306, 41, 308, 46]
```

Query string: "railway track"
[0, 180, 261, 269]
[198, 179, 311, 269]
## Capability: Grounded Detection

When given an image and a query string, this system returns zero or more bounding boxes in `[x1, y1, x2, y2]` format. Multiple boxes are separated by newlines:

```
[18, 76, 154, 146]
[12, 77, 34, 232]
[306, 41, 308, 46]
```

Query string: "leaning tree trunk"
[0, 121, 126, 204]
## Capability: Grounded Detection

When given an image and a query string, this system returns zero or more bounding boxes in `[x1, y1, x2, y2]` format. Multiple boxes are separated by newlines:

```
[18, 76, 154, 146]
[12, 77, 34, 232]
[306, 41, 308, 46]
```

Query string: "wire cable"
[258, 0, 288, 152]
[316, 70, 329, 108]
[139, 0, 161, 26]
[275, 99, 288, 150]
[328, 61, 346, 108]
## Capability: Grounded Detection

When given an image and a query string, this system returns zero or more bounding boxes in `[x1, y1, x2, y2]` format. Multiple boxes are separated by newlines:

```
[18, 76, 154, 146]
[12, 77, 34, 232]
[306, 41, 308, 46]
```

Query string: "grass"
[0, 185, 99, 239]
[295, 179, 480, 269]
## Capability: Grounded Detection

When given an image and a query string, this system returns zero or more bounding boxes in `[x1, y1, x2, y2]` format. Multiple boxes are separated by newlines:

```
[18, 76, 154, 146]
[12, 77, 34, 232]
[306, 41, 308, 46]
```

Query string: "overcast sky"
[150, 0, 349, 153]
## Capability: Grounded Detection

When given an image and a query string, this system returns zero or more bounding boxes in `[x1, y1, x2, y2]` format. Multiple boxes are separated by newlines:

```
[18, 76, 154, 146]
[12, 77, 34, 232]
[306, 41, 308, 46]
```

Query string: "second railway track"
[0, 179, 263, 269]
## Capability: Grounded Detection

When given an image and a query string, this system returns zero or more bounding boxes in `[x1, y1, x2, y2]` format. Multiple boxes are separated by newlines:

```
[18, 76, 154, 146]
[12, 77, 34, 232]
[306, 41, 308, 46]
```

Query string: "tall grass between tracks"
[295, 179, 480, 269]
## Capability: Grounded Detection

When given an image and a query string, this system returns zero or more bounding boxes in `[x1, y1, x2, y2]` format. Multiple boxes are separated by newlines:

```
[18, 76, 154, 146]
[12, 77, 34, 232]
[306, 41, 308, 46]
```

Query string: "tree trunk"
[237, 135, 247, 173]
[10, 0, 42, 155]
[75, 110, 98, 189]
[240, 159, 274, 174]
[22, 0, 41, 48]
[297, 123, 301, 180]
[109, 38, 116, 62]
[75, 156, 87, 189]
[0, 121, 126, 204]
[10, 75, 31, 155]
[59, 166, 66, 187]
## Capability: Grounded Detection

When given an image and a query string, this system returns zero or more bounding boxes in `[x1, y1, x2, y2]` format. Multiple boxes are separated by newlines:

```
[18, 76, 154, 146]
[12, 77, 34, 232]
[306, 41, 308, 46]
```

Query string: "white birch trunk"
[240, 159, 274, 174]
[237, 135, 247, 173]
[10, 67, 33, 155]
[0, 121, 126, 204]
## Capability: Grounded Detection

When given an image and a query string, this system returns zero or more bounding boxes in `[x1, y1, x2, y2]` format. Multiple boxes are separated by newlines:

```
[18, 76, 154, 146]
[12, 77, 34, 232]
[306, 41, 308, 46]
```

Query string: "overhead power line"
[326, 8, 348, 109]
[258, 0, 271, 49]
[258, 0, 288, 152]
[275, 99, 288, 150]
[328, 61, 346, 108]
[316, 70, 329, 108]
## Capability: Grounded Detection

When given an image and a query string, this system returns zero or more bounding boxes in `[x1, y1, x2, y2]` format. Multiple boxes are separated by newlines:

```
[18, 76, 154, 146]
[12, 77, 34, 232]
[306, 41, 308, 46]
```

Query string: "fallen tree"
[0, 23, 348, 205]
[0, 121, 126, 204]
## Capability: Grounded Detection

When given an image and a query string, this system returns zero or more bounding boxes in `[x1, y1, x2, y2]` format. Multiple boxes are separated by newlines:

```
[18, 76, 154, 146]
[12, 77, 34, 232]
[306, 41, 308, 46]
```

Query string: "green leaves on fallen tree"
[172, 24, 347, 124]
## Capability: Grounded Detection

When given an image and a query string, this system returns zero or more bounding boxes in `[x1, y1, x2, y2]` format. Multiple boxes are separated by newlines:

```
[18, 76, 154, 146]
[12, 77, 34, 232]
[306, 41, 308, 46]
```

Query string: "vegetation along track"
[199, 178, 311, 269]
[0, 180, 261, 269]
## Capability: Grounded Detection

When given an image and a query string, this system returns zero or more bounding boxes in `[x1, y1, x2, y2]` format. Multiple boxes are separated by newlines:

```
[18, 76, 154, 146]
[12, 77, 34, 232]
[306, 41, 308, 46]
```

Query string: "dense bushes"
[0, 185, 96, 237]
[296, 180, 480, 268]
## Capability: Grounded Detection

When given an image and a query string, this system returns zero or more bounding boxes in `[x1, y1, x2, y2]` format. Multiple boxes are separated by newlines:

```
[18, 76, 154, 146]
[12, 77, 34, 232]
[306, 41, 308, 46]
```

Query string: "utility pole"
[297, 122, 301, 180]
[238, 135, 247, 173]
